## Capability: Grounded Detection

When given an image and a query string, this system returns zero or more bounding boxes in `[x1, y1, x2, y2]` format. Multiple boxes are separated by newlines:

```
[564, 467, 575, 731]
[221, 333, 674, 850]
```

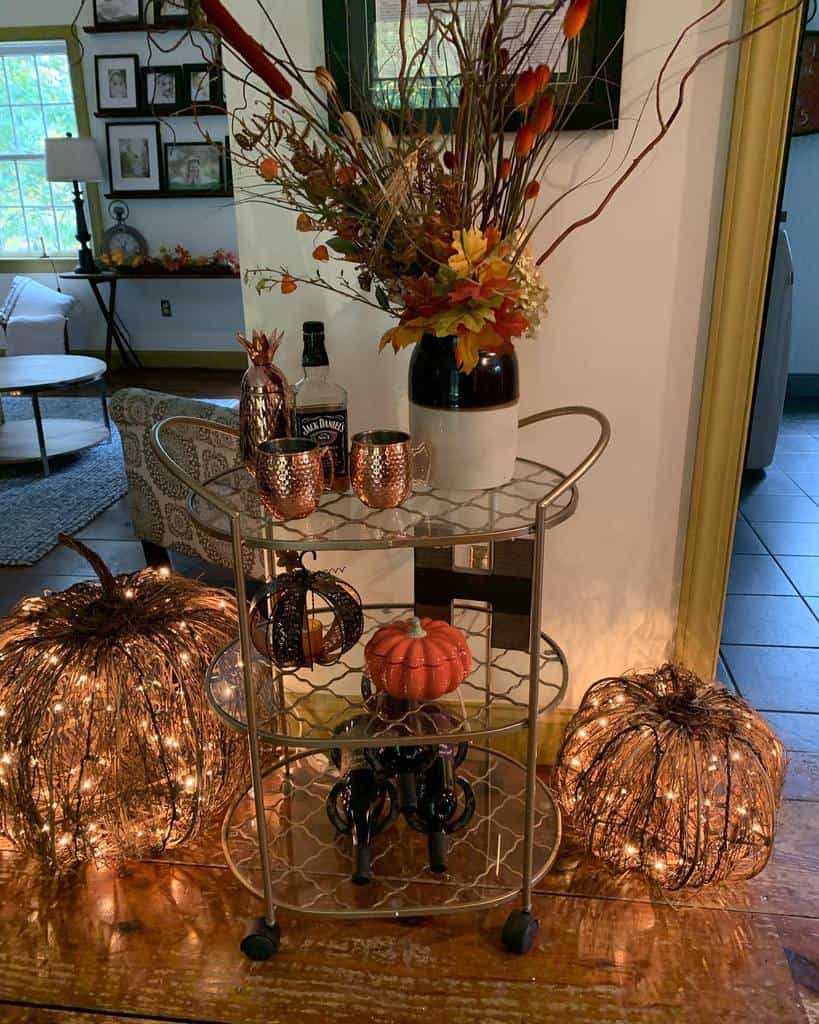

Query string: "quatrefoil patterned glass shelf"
[188, 457, 577, 552]
[206, 603, 568, 749]
[222, 745, 562, 917]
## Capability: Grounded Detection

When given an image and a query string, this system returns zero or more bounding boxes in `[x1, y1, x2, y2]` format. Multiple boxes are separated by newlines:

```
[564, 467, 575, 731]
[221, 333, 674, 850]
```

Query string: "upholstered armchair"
[110, 388, 265, 578]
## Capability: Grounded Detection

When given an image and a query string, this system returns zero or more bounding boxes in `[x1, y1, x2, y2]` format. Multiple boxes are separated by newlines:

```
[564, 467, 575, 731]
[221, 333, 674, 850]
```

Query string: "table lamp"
[45, 133, 104, 275]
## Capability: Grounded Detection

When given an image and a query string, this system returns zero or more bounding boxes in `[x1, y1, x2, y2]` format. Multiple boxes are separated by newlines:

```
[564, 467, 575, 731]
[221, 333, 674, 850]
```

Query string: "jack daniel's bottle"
[293, 321, 349, 491]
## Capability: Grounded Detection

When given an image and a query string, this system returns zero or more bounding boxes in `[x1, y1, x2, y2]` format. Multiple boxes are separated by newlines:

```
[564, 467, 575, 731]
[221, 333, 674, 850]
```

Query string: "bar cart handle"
[518, 406, 611, 513]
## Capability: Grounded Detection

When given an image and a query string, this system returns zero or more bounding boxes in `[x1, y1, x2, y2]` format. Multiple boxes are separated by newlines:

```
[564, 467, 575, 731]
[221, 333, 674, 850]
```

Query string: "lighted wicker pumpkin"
[0, 535, 248, 873]
[364, 616, 472, 701]
[555, 664, 786, 890]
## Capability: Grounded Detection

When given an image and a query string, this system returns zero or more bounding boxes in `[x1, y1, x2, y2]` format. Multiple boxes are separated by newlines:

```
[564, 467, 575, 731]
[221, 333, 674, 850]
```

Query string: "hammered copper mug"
[351, 431, 430, 509]
[256, 438, 335, 520]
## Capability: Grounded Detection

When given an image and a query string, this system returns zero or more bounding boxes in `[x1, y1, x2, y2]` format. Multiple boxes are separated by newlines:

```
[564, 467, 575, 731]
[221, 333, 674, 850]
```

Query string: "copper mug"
[256, 438, 335, 520]
[351, 431, 430, 509]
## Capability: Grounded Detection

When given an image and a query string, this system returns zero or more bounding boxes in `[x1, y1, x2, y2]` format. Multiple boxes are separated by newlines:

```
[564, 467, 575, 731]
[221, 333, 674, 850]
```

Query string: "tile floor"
[721, 397, 819, 760]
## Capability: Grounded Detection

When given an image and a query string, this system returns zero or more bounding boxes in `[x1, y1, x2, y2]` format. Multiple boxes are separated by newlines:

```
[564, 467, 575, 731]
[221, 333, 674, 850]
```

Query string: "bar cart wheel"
[501, 910, 539, 955]
[240, 917, 281, 960]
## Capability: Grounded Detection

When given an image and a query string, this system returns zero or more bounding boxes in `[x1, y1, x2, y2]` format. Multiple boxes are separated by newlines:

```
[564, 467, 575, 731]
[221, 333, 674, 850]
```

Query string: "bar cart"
[151, 406, 609, 958]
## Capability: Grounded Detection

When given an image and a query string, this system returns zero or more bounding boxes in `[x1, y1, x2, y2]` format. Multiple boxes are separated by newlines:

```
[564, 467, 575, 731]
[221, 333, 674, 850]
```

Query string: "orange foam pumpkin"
[364, 616, 472, 701]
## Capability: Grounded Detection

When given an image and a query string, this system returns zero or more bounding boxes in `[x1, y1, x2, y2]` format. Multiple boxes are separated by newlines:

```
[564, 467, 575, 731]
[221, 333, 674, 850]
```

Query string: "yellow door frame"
[674, 0, 805, 676]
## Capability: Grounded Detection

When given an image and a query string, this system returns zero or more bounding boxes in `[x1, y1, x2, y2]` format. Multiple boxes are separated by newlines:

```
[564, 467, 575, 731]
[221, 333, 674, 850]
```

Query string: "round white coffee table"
[0, 355, 111, 476]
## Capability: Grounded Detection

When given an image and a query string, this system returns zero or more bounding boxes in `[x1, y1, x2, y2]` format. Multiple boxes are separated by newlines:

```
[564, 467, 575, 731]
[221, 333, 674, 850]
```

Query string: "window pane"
[25, 207, 59, 254]
[0, 161, 20, 202]
[5, 55, 40, 105]
[44, 103, 77, 140]
[50, 179, 74, 204]
[12, 104, 45, 154]
[0, 107, 13, 151]
[0, 206, 29, 254]
[37, 54, 73, 104]
[55, 207, 76, 253]
[18, 159, 51, 206]
[0, 67, 8, 106]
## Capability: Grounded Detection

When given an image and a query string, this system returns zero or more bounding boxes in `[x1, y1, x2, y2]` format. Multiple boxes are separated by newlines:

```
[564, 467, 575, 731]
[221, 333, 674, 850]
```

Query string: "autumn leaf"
[448, 228, 488, 277]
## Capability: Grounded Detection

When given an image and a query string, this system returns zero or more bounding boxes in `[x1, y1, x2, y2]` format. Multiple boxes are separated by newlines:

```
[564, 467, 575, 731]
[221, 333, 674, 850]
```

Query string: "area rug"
[0, 397, 127, 566]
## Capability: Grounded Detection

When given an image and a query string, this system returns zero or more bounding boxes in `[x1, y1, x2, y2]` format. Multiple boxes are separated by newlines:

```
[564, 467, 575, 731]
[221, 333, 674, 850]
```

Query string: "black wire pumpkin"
[249, 553, 364, 668]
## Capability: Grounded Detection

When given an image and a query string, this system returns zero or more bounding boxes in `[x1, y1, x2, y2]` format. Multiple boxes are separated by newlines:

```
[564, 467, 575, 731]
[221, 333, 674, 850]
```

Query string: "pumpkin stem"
[406, 616, 427, 639]
[57, 533, 119, 598]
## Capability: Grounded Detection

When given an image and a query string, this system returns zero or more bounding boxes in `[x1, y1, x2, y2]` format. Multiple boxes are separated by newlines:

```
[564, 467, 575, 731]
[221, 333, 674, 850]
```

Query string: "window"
[0, 39, 79, 258]
[324, 0, 626, 131]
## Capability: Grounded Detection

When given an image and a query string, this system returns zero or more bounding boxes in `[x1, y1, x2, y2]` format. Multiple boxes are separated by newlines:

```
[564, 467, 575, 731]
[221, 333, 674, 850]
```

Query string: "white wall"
[225, 0, 742, 703]
[784, 10, 819, 375]
[1, 0, 244, 355]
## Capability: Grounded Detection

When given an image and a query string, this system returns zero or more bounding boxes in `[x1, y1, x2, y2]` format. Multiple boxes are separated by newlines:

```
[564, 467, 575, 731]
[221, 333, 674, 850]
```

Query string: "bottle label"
[295, 409, 349, 477]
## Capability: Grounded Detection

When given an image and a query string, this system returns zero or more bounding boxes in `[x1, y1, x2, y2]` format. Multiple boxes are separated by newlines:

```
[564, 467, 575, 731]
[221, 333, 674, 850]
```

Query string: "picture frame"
[321, 0, 627, 132]
[154, 0, 191, 26]
[794, 31, 819, 137]
[184, 63, 223, 108]
[106, 122, 163, 194]
[141, 65, 183, 113]
[93, 0, 144, 27]
[164, 141, 224, 192]
[223, 135, 233, 188]
[95, 55, 141, 115]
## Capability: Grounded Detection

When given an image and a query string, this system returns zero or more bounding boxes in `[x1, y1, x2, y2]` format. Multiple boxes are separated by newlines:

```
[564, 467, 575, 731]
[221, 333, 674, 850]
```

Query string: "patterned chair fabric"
[109, 388, 266, 578]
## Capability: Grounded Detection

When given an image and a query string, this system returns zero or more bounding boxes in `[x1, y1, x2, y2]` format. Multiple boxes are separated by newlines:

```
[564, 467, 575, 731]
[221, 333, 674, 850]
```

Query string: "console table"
[59, 271, 241, 371]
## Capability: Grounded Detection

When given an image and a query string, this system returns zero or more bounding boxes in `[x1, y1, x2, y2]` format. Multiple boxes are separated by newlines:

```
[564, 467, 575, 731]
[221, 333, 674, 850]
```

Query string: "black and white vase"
[408, 334, 519, 490]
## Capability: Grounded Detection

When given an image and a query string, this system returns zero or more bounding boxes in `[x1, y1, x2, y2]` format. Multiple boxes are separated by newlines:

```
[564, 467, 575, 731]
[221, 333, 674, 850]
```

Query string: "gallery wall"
[225, 0, 744, 704]
[1, 0, 244, 360]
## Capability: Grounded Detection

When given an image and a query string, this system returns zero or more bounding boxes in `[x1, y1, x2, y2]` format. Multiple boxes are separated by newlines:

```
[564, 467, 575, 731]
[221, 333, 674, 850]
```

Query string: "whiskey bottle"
[293, 321, 349, 491]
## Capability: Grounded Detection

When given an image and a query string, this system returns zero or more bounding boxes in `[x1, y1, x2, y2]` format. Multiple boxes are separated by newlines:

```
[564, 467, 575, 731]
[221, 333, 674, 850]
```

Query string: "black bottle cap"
[302, 321, 329, 367]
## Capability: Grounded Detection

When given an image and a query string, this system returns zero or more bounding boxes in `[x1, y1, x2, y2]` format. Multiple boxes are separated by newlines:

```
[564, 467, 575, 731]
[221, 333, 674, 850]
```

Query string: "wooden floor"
[0, 370, 816, 1022]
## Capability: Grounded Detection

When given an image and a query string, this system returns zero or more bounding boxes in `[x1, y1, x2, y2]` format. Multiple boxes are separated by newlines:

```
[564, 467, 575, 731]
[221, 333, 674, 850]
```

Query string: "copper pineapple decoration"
[237, 329, 293, 475]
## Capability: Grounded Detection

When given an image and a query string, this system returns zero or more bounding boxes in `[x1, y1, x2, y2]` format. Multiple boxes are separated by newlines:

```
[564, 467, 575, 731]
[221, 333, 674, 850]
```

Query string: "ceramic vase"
[408, 334, 519, 490]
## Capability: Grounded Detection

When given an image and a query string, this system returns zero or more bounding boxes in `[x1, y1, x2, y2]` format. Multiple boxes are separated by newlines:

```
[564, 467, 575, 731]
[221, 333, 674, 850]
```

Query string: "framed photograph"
[184, 63, 223, 108]
[794, 32, 819, 137]
[223, 135, 233, 188]
[141, 66, 183, 113]
[106, 122, 163, 194]
[321, 0, 626, 132]
[93, 0, 144, 27]
[154, 0, 190, 25]
[95, 55, 141, 115]
[164, 141, 224, 192]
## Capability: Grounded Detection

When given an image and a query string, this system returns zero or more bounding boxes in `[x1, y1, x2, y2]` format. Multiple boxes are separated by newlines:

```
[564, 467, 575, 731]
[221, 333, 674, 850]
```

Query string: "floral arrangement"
[99, 245, 240, 276]
[189, 0, 803, 372]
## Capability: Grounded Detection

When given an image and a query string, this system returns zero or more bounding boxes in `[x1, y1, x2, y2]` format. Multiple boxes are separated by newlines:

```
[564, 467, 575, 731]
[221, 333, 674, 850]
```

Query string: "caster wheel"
[501, 910, 539, 955]
[240, 917, 281, 961]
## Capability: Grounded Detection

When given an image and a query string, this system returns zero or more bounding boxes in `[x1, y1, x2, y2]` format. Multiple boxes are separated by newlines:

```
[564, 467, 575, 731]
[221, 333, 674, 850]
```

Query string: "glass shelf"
[189, 457, 577, 553]
[222, 745, 561, 917]
[206, 603, 568, 749]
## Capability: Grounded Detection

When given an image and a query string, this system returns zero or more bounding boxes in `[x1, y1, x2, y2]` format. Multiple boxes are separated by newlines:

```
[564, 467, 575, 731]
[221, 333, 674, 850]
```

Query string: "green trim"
[72, 349, 246, 371]
[0, 257, 77, 274]
[0, 25, 104, 265]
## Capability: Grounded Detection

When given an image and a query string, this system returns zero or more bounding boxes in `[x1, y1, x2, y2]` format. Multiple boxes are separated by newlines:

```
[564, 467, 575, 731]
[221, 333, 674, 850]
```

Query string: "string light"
[555, 664, 786, 890]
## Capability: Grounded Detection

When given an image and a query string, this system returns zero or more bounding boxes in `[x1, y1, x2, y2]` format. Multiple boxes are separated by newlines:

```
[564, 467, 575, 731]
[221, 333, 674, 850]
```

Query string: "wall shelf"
[83, 23, 209, 34]
[95, 108, 227, 119]
[104, 189, 234, 200]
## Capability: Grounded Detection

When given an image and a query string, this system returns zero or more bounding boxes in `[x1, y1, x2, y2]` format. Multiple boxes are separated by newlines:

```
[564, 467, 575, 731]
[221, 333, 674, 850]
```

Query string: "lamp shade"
[45, 136, 104, 183]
